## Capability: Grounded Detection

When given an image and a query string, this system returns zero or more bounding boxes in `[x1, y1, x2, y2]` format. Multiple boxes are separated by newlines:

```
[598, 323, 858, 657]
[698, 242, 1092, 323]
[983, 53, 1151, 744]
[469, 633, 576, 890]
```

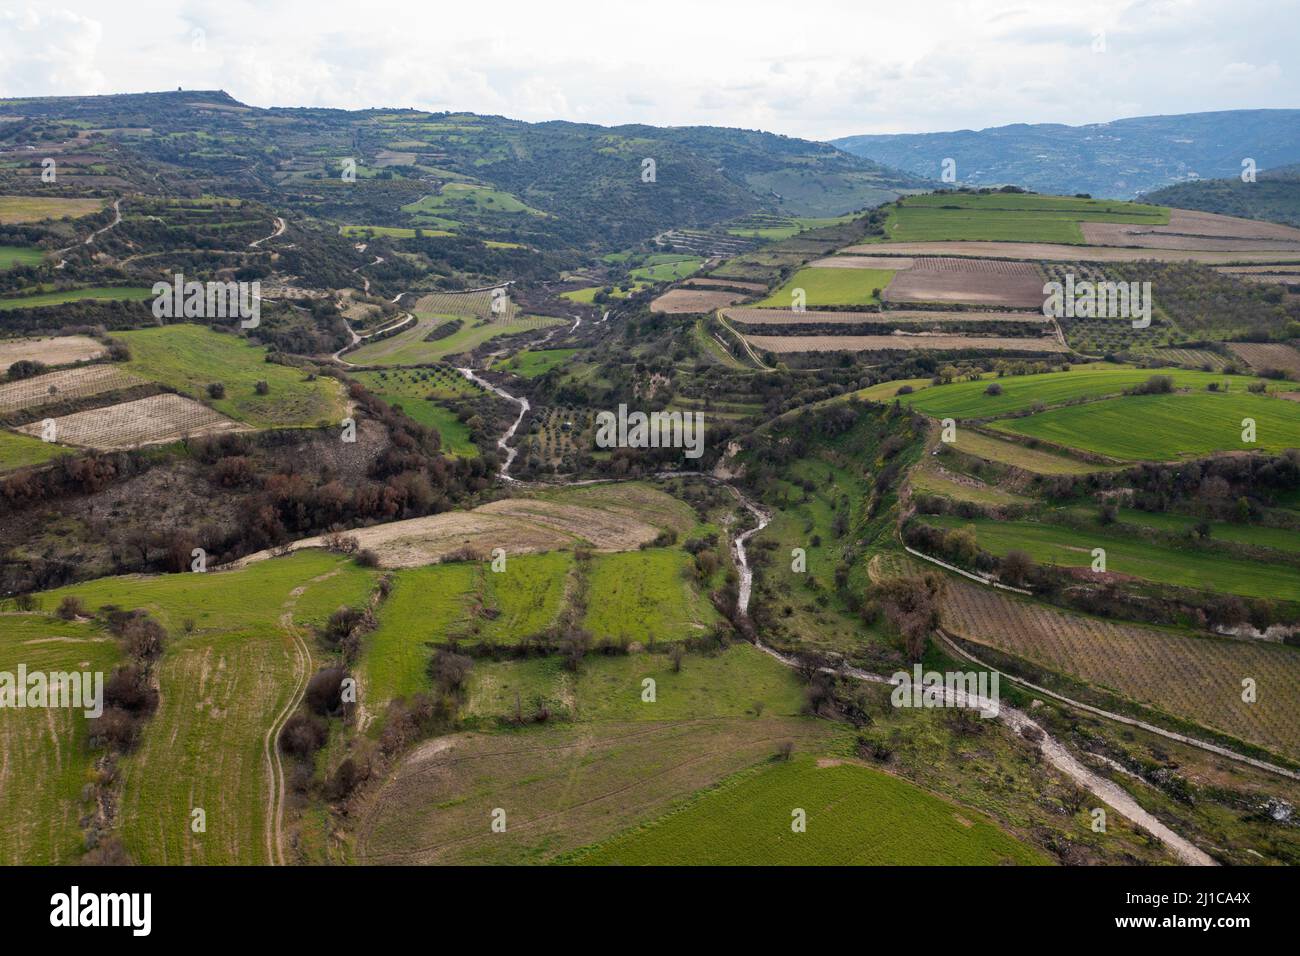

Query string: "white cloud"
[0, 0, 1294, 139]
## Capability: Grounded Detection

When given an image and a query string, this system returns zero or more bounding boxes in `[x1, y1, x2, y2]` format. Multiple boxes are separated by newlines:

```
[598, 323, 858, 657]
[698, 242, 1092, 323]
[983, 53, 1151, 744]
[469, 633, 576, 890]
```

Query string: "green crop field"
[0, 615, 120, 865]
[0, 245, 44, 269]
[884, 193, 1169, 244]
[340, 225, 452, 239]
[991, 392, 1300, 461]
[476, 551, 572, 643]
[117, 324, 348, 427]
[922, 515, 1300, 601]
[581, 549, 719, 644]
[401, 182, 543, 218]
[574, 756, 1049, 865]
[0, 286, 153, 311]
[0, 429, 69, 472]
[752, 267, 895, 308]
[901, 364, 1276, 419]
[493, 348, 579, 378]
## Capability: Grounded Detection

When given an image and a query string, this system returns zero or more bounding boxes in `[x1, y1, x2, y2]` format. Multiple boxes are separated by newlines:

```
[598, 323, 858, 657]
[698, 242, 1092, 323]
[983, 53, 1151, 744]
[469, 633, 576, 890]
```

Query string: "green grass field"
[1113, 508, 1300, 553]
[352, 370, 478, 456]
[885, 193, 1169, 244]
[922, 514, 1300, 601]
[36, 551, 375, 864]
[464, 643, 808, 723]
[630, 256, 704, 282]
[0, 429, 69, 472]
[359, 563, 479, 706]
[348, 313, 562, 365]
[581, 549, 719, 644]
[991, 392, 1300, 461]
[752, 267, 895, 308]
[949, 429, 1112, 474]
[477, 551, 572, 643]
[0, 245, 44, 269]
[117, 324, 347, 427]
[901, 364, 1277, 419]
[574, 756, 1049, 865]
[340, 225, 452, 239]
[493, 348, 579, 378]
[0, 614, 120, 864]
[0, 286, 153, 311]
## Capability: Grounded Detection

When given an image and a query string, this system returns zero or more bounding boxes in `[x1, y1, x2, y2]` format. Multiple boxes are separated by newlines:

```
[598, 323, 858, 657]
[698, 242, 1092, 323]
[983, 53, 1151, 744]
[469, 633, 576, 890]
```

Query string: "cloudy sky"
[1, 0, 1295, 139]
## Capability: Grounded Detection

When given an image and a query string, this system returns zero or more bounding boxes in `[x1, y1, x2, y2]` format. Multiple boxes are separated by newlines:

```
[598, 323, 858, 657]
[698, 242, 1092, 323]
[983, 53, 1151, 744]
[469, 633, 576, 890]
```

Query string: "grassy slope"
[923, 514, 1300, 601]
[0, 287, 153, 310]
[581, 549, 719, 644]
[118, 324, 347, 427]
[0, 429, 70, 472]
[991, 391, 1300, 460]
[901, 365, 1275, 419]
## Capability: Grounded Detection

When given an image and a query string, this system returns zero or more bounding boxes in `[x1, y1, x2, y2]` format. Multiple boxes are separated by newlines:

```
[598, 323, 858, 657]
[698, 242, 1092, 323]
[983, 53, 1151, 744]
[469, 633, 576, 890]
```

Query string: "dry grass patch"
[0, 335, 106, 373]
[16, 394, 243, 449]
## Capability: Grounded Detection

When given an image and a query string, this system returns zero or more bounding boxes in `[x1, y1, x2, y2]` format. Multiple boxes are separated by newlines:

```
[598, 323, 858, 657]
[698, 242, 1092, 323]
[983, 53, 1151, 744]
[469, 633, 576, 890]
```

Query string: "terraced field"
[581, 549, 719, 645]
[920, 514, 1300, 601]
[0, 195, 105, 224]
[0, 286, 153, 310]
[884, 193, 1169, 244]
[0, 335, 106, 372]
[990, 391, 1300, 460]
[17, 394, 243, 449]
[0, 365, 145, 415]
[901, 365, 1277, 419]
[942, 579, 1300, 761]
[751, 267, 895, 308]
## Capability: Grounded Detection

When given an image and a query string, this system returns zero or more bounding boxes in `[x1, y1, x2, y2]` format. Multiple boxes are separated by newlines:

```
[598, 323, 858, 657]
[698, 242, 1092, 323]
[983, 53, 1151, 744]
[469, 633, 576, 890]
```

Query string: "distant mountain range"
[831, 110, 1300, 199]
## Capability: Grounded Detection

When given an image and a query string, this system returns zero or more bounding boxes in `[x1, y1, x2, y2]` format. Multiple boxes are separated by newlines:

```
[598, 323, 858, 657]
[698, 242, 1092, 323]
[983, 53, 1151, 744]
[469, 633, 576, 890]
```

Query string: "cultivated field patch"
[745, 333, 1068, 354]
[0, 365, 145, 415]
[0, 195, 104, 224]
[1228, 342, 1300, 377]
[16, 393, 244, 449]
[650, 288, 749, 313]
[942, 579, 1300, 761]
[725, 307, 1049, 326]
[0, 335, 106, 373]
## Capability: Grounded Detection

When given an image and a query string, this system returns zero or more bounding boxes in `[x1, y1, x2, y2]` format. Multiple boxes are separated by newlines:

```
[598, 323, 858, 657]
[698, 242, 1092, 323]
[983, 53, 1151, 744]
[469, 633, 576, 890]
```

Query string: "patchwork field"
[581, 549, 719, 645]
[746, 333, 1068, 354]
[1227, 342, 1300, 377]
[117, 325, 348, 427]
[884, 193, 1170, 244]
[0, 365, 145, 415]
[990, 391, 1300, 460]
[900, 365, 1276, 419]
[840, 241, 1300, 264]
[650, 288, 748, 313]
[235, 482, 687, 569]
[0, 245, 44, 269]
[0, 195, 104, 224]
[0, 428, 70, 470]
[0, 334, 106, 372]
[941, 579, 1300, 761]
[725, 307, 1050, 327]
[347, 300, 560, 366]
[921, 514, 1300, 601]
[575, 756, 1048, 865]
[1080, 208, 1300, 251]
[16, 393, 244, 449]
[751, 267, 895, 308]
[0, 615, 119, 865]
[883, 264, 1045, 308]
[0, 286, 153, 311]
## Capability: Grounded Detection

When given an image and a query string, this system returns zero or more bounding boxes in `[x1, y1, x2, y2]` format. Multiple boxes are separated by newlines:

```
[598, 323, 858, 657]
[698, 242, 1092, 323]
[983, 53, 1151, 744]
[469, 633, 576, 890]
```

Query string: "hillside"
[0, 90, 928, 253]
[1144, 163, 1300, 228]
[832, 109, 1300, 199]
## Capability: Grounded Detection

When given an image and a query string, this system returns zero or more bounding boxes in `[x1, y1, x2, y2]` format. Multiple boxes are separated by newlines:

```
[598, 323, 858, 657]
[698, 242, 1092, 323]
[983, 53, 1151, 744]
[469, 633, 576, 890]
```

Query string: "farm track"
[264, 574, 328, 866]
[250, 216, 286, 248]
